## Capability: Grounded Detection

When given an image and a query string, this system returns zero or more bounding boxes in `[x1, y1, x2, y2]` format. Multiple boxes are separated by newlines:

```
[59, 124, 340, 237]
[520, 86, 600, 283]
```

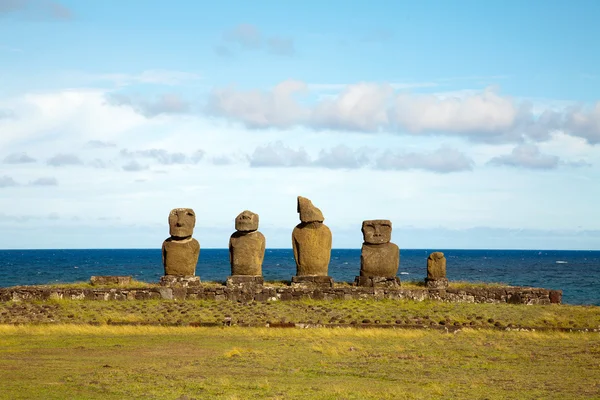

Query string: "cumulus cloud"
[47, 153, 83, 167]
[390, 88, 522, 141]
[29, 177, 58, 186]
[248, 142, 472, 173]
[106, 92, 191, 117]
[3, 152, 36, 163]
[248, 142, 310, 167]
[120, 148, 205, 165]
[206, 82, 566, 143]
[563, 103, 600, 145]
[487, 144, 560, 170]
[0, 175, 18, 187]
[0, 0, 72, 19]
[207, 80, 307, 129]
[313, 145, 370, 169]
[312, 83, 393, 132]
[375, 147, 474, 173]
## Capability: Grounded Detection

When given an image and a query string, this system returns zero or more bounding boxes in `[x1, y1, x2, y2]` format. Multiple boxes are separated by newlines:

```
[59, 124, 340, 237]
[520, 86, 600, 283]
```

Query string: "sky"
[1, 0, 600, 250]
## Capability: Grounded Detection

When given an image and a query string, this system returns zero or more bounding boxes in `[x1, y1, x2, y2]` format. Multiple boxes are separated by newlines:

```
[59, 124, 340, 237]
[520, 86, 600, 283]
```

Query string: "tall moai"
[291, 196, 333, 288]
[160, 208, 200, 286]
[227, 210, 266, 286]
[425, 252, 448, 289]
[355, 219, 400, 287]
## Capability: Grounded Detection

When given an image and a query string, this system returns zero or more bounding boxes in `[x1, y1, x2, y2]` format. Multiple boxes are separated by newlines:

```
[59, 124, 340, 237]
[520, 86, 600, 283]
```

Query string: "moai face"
[297, 196, 324, 223]
[235, 210, 259, 232]
[168, 208, 196, 238]
[362, 220, 392, 244]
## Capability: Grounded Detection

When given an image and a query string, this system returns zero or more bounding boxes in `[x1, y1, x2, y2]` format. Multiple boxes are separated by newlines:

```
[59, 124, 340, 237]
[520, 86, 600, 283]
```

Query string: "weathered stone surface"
[163, 208, 200, 276]
[297, 196, 324, 223]
[427, 252, 446, 279]
[0, 284, 562, 305]
[292, 222, 332, 275]
[90, 276, 132, 286]
[235, 210, 259, 232]
[425, 277, 449, 289]
[229, 230, 265, 275]
[354, 276, 401, 288]
[226, 275, 264, 287]
[292, 196, 332, 276]
[362, 219, 392, 244]
[291, 275, 333, 289]
[162, 238, 200, 276]
[360, 242, 400, 278]
[168, 208, 196, 238]
[159, 275, 201, 288]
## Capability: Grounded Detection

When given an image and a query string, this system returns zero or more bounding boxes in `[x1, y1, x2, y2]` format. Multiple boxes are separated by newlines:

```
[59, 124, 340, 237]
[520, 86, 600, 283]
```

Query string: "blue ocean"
[0, 249, 598, 305]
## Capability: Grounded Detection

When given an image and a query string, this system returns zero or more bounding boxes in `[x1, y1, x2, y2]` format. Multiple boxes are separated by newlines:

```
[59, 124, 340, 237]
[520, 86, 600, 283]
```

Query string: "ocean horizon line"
[1, 248, 599, 252]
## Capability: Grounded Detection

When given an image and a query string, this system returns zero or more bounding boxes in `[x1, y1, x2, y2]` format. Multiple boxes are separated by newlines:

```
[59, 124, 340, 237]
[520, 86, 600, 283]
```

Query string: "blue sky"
[1, 0, 599, 249]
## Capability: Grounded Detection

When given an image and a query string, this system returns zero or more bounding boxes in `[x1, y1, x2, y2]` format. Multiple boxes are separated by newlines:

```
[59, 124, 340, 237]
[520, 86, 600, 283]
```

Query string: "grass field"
[1, 298, 599, 330]
[0, 324, 598, 399]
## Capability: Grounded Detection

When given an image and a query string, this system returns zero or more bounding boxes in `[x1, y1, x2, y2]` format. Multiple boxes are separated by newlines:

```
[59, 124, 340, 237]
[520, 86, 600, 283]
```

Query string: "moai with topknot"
[355, 219, 400, 287]
[227, 210, 266, 287]
[291, 196, 333, 288]
[160, 208, 201, 287]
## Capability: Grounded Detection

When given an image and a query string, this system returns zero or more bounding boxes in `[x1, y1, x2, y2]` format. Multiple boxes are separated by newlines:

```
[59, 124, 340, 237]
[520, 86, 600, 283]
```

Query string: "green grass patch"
[0, 325, 598, 399]
[1, 299, 599, 330]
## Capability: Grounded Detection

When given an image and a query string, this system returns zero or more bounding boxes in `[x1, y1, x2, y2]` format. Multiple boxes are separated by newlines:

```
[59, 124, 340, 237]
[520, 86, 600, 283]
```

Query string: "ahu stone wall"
[0, 284, 562, 305]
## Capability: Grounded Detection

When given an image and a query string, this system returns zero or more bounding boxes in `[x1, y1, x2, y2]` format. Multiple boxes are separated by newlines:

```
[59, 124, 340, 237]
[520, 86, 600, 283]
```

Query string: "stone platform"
[291, 276, 334, 289]
[0, 283, 563, 305]
[354, 276, 401, 288]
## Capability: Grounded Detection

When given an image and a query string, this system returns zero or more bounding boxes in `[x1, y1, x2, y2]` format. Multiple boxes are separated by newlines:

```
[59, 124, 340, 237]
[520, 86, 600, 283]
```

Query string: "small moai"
[355, 219, 400, 287]
[425, 252, 448, 289]
[291, 196, 333, 288]
[227, 210, 266, 288]
[160, 208, 201, 287]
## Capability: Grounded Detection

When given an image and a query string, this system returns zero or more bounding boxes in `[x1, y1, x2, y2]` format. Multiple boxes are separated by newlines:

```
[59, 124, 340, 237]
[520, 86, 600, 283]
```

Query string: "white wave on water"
[555, 261, 568, 264]
[400, 272, 409, 275]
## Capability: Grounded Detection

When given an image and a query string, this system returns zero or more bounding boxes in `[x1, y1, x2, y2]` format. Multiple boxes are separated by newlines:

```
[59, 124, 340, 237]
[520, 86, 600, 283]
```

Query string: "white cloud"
[312, 83, 393, 132]
[3, 152, 36, 163]
[564, 103, 600, 145]
[487, 144, 560, 170]
[47, 153, 83, 167]
[207, 80, 307, 128]
[0, 175, 18, 188]
[120, 148, 205, 165]
[248, 141, 310, 167]
[313, 145, 370, 169]
[106, 92, 191, 118]
[29, 177, 58, 186]
[375, 146, 474, 173]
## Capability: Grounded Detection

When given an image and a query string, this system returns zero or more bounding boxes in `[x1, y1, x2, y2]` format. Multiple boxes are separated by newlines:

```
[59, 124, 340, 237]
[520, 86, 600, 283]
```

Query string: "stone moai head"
[297, 196, 324, 223]
[362, 220, 392, 245]
[427, 251, 446, 279]
[235, 210, 259, 232]
[168, 208, 196, 238]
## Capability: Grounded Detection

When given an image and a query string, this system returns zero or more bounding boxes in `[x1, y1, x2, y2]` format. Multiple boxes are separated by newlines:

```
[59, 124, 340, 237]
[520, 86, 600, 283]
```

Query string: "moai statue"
[291, 196, 333, 287]
[227, 210, 266, 287]
[356, 220, 400, 287]
[425, 252, 448, 289]
[161, 208, 200, 287]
